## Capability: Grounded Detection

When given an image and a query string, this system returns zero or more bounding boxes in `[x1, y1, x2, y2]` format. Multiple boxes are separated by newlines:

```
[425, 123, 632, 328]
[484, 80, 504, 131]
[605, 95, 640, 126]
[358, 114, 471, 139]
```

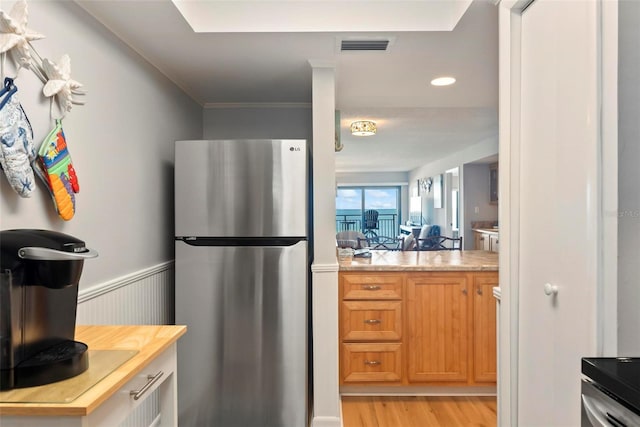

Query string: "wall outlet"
[474, 206, 480, 214]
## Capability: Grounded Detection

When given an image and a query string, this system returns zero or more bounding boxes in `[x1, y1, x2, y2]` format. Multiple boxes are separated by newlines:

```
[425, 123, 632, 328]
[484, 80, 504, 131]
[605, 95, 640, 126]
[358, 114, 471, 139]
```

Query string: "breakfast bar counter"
[339, 249, 498, 271]
[338, 250, 499, 389]
[0, 325, 187, 426]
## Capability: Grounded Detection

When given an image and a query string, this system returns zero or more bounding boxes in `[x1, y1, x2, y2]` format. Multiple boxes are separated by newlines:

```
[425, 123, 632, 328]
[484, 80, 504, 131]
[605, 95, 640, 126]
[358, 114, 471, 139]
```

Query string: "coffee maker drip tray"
[0, 350, 137, 403]
[17, 341, 89, 387]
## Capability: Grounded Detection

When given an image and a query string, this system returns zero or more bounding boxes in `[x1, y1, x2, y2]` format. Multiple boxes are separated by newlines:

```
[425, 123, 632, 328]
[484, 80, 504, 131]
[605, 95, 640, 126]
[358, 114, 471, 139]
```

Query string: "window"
[336, 186, 401, 237]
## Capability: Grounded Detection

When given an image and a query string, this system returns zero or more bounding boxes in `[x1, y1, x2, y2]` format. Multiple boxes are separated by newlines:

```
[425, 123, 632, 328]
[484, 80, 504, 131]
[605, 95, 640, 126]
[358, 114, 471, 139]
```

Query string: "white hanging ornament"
[0, 0, 44, 69]
[41, 54, 85, 118]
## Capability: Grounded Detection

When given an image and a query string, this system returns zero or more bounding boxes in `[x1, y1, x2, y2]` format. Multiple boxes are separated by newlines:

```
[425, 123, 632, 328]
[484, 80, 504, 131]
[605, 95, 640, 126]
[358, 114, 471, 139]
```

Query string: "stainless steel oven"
[582, 358, 640, 427]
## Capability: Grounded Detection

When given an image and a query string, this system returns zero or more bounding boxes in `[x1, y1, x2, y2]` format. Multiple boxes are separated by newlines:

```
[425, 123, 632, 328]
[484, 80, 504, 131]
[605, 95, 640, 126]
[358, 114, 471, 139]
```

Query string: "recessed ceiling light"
[431, 76, 456, 86]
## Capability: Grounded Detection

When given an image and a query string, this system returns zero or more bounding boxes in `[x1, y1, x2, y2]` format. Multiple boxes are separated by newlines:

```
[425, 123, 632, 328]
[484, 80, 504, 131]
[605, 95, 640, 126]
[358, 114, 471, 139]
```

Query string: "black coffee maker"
[0, 229, 98, 390]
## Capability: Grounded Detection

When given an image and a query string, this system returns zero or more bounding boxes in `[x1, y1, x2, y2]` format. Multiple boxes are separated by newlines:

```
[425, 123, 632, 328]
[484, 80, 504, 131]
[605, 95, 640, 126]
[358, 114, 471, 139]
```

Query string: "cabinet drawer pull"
[476, 287, 483, 296]
[364, 319, 381, 324]
[364, 360, 381, 366]
[362, 285, 381, 290]
[130, 371, 164, 401]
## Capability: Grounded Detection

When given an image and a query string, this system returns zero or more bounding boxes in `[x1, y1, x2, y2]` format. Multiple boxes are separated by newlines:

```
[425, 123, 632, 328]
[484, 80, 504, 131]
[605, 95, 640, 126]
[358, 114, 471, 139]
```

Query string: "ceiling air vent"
[340, 39, 390, 52]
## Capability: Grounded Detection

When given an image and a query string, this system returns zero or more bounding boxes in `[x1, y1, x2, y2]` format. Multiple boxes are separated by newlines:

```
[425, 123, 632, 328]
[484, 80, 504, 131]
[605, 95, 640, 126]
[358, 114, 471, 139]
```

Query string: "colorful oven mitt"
[34, 120, 79, 220]
[0, 77, 37, 197]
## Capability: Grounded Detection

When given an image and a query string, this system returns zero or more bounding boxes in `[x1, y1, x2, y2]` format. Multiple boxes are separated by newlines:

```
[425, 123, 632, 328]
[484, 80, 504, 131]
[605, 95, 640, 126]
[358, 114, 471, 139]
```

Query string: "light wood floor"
[341, 396, 497, 427]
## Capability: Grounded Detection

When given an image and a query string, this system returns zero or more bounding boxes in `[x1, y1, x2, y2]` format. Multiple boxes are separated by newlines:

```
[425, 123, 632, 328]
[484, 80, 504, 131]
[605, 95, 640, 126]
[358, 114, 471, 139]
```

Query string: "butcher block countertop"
[0, 325, 186, 416]
[339, 250, 499, 271]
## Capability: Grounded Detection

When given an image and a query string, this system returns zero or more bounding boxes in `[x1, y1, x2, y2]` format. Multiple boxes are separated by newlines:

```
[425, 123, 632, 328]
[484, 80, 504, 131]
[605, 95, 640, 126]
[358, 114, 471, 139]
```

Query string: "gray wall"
[618, 0, 640, 355]
[407, 139, 498, 245]
[420, 175, 444, 229]
[0, 2, 203, 288]
[408, 138, 498, 186]
[462, 164, 498, 250]
[203, 107, 312, 141]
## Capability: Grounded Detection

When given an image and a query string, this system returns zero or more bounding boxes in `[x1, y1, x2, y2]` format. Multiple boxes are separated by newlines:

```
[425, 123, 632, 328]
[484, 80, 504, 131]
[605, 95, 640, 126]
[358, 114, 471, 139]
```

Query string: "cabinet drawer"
[83, 343, 177, 426]
[341, 301, 402, 341]
[341, 343, 402, 383]
[341, 274, 402, 300]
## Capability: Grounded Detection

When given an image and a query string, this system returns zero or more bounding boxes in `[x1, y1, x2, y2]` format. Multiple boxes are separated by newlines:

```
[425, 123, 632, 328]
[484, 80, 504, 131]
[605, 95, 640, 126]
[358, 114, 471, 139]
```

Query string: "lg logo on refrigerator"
[289, 147, 301, 152]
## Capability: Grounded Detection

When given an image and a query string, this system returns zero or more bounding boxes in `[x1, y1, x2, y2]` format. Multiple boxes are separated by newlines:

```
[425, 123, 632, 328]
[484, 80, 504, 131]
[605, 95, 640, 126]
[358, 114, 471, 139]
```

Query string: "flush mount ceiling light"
[350, 120, 377, 136]
[431, 76, 456, 86]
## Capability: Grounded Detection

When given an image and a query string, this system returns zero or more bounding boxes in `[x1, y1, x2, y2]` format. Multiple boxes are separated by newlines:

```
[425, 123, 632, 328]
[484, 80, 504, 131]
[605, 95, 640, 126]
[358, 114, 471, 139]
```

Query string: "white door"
[518, 0, 599, 425]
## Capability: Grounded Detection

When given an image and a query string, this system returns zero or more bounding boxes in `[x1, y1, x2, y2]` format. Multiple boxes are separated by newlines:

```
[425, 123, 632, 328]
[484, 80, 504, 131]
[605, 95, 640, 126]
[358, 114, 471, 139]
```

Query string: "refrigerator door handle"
[176, 236, 306, 247]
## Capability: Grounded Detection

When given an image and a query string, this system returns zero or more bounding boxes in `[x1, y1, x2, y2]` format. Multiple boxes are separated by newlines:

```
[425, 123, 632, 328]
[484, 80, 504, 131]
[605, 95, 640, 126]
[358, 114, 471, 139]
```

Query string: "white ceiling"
[76, 0, 499, 173]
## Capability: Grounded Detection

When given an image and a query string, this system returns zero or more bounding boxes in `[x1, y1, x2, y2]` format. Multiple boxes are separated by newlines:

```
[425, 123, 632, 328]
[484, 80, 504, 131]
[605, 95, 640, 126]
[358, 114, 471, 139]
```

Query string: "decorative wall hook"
[0, 0, 87, 120]
[0, 0, 44, 69]
[40, 54, 85, 118]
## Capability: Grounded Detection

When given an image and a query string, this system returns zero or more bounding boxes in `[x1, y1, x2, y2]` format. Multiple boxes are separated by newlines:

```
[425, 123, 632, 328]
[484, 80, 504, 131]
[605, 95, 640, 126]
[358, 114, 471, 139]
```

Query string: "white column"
[600, 0, 618, 357]
[309, 60, 341, 427]
[497, 2, 518, 425]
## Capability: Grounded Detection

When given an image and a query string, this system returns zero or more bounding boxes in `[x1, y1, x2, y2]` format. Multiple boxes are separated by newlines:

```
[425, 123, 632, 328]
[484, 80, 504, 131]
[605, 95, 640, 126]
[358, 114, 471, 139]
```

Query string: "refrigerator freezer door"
[175, 240, 308, 427]
[175, 139, 307, 238]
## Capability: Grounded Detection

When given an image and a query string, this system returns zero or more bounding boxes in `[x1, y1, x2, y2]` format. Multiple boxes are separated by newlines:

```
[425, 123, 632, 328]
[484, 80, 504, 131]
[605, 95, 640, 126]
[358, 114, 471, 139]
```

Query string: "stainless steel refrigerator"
[174, 139, 310, 427]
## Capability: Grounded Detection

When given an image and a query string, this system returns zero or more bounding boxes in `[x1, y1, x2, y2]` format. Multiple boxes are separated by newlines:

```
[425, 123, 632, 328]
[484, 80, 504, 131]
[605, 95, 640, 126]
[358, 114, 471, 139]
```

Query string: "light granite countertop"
[472, 228, 500, 234]
[339, 250, 499, 271]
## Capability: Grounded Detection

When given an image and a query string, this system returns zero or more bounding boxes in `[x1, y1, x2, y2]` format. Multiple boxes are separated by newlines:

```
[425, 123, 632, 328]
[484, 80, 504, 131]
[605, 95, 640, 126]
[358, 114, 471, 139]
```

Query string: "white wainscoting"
[76, 261, 174, 427]
[77, 261, 174, 325]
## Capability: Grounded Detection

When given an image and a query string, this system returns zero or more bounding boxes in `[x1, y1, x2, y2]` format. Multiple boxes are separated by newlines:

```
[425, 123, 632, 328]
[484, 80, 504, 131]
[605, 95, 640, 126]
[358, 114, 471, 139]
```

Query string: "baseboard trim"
[78, 261, 174, 304]
[340, 385, 497, 396]
[311, 415, 342, 427]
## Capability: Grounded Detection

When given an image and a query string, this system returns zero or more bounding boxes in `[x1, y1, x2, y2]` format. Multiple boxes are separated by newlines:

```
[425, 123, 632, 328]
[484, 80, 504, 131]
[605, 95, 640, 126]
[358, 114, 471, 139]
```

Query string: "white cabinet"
[0, 326, 186, 427]
[489, 234, 499, 253]
[473, 230, 498, 252]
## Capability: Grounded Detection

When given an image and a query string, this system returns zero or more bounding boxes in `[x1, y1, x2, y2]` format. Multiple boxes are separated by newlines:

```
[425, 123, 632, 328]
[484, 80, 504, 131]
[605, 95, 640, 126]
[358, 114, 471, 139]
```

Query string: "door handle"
[544, 283, 558, 296]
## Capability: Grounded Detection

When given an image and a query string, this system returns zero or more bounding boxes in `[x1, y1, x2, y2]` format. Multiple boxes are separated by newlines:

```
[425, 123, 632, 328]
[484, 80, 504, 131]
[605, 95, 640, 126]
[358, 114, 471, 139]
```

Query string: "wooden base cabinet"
[339, 271, 497, 387]
[406, 275, 469, 383]
[473, 274, 499, 383]
[339, 273, 404, 385]
[341, 343, 402, 383]
[341, 301, 402, 341]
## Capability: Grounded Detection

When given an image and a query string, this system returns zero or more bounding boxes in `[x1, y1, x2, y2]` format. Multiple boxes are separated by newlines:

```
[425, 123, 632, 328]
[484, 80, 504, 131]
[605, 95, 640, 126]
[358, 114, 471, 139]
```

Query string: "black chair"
[362, 210, 379, 239]
[358, 236, 403, 251]
[416, 236, 463, 251]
